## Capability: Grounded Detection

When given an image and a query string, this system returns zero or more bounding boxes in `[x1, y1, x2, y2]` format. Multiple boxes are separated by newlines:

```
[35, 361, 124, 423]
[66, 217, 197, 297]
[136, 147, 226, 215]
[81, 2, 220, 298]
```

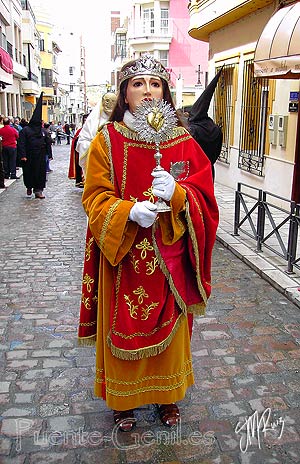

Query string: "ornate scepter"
[133, 98, 178, 212]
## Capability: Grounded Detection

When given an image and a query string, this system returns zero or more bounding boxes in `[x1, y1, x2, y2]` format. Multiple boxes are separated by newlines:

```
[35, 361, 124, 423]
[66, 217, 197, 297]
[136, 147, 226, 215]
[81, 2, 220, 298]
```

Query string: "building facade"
[112, 0, 209, 109]
[188, 0, 300, 203]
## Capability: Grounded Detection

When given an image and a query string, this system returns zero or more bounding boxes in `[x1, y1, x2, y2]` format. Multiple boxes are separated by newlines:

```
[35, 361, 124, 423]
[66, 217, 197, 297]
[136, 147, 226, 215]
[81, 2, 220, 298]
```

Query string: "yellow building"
[32, 9, 60, 122]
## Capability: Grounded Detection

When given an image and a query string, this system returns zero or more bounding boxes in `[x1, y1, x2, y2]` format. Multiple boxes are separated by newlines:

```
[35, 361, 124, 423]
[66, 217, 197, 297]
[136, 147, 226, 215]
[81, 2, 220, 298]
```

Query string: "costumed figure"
[78, 55, 219, 432]
[18, 92, 51, 199]
[77, 92, 117, 176]
[68, 114, 89, 188]
[188, 67, 223, 179]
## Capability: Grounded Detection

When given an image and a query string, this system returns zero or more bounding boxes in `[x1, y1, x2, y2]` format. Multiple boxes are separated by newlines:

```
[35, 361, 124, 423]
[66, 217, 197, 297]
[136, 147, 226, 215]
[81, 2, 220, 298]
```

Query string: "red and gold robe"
[79, 121, 219, 410]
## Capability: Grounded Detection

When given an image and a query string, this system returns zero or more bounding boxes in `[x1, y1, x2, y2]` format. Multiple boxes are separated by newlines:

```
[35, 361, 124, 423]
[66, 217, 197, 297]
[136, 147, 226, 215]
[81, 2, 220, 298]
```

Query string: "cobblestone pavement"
[0, 144, 299, 464]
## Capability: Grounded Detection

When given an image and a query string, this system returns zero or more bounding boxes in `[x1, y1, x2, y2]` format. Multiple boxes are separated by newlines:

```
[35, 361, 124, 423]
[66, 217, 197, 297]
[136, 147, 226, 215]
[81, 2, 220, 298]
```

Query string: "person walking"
[78, 55, 219, 431]
[0, 117, 19, 180]
[0, 115, 5, 189]
[68, 114, 89, 188]
[63, 122, 71, 145]
[43, 122, 54, 173]
[18, 92, 51, 199]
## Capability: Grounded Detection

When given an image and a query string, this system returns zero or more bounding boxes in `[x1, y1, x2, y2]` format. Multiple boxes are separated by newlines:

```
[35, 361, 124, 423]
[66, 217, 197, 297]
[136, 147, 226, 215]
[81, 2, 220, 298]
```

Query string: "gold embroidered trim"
[105, 358, 192, 385]
[99, 199, 122, 249]
[107, 312, 184, 360]
[184, 192, 208, 305]
[103, 369, 194, 396]
[102, 125, 114, 185]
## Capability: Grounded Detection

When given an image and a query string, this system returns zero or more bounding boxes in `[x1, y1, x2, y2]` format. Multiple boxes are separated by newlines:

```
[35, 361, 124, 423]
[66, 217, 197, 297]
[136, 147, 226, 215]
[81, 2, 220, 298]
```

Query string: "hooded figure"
[188, 68, 223, 179]
[18, 92, 52, 198]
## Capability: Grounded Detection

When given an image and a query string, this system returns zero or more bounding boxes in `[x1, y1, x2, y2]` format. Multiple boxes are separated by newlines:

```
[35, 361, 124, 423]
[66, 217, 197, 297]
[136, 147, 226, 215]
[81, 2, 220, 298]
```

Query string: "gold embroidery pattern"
[141, 301, 159, 320]
[124, 294, 138, 319]
[81, 295, 91, 310]
[130, 195, 138, 203]
[143, 187, 155, 203]
[99, 199, 122, 249]
[129, 251, 140, 273]
[82, 273, 94, 293]
[133, 286, 148, 304]
[146, 256, 158, 275]
[124, 287, 158, 321]
[85, 237, 94, 261]
[136, 238, 153, 260]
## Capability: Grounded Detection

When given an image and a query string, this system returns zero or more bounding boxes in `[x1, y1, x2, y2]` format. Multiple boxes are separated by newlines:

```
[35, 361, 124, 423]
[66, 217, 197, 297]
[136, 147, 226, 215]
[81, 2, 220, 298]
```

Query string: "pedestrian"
[0, 115, 5, 189]
[18, 92, 51, 199]
[78, 55, 219, 431]
[63, 122, 71, 145]
[77, 91, 117, 175]
[188, 68, 223, 180]
[56, 122, 64, 145]
[0, 117, 19, 180]
[68, 114, 89, 188]
[43, 122, 54, 173]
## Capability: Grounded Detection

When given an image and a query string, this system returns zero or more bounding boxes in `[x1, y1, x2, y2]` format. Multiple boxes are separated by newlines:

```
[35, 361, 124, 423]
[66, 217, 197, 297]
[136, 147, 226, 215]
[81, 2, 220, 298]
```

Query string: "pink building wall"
[168, 0, 208, 87]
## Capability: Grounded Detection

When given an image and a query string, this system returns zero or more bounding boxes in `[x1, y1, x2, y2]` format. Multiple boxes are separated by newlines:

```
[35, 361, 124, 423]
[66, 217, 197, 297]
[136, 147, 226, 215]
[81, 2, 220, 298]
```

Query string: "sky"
[30, 0, 132, 85]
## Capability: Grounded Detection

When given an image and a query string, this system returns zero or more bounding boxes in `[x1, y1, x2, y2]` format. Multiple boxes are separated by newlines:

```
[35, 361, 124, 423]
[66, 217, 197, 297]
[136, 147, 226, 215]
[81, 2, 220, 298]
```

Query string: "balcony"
[188, 0, 274, 42]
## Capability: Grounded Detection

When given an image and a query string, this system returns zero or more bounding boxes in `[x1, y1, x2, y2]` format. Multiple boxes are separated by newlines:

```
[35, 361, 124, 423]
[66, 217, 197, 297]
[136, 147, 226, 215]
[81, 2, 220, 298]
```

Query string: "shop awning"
[254, 2, 300, 79]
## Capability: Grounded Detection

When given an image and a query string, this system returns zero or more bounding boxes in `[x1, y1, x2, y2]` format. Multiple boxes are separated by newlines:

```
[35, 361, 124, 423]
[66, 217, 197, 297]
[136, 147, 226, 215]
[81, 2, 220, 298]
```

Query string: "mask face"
[125, 75, 163, 113]
[102, 93, 117, 116]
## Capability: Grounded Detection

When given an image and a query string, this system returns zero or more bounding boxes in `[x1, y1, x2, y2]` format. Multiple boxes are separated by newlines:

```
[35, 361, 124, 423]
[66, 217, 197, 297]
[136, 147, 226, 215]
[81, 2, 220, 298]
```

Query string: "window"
[238, 59, 269, 176]
[115, 33, 126, 59]
[39, 39, 44, 51]
[159, 51, 168, 69]
[143, 8, 154, 35]
[214, 63, 236, 164]
[69, 66, 74, 76]
[70, 84, 74, 92]
[160, 9, 169, 35]
[41, 68, 53, 87]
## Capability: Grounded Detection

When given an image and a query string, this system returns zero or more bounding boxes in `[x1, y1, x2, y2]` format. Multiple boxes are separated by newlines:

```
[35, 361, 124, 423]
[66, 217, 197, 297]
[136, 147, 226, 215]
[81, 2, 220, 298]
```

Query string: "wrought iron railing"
[234, 182, 300, 273]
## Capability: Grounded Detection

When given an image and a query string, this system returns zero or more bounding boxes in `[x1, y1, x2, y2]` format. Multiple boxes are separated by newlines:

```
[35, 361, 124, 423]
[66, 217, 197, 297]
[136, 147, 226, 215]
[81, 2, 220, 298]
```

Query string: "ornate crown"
[119, 54, 170, 84]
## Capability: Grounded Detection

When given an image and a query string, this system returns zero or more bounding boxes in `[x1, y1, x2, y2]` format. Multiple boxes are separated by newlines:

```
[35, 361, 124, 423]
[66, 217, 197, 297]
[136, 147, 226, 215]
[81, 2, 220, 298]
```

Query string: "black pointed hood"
[29, 92, 43, 127]
[189, 67, 223, 123]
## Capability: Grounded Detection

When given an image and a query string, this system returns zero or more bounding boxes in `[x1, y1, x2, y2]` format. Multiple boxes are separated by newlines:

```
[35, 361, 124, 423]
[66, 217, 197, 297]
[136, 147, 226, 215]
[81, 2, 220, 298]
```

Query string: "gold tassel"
[77, 335, 96, 347]
[107, 314, 184, 361]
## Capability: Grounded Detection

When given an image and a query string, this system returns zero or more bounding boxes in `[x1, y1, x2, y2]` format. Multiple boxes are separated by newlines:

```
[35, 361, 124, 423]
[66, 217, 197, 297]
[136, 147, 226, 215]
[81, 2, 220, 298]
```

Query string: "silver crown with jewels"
[119, 54, 170, 84]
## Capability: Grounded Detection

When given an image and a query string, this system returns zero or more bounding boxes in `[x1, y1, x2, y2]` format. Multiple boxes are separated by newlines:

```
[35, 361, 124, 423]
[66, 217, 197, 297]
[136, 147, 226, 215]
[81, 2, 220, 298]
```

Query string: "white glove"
[152, 170, 175, 201]
[129, 201, 158, 228]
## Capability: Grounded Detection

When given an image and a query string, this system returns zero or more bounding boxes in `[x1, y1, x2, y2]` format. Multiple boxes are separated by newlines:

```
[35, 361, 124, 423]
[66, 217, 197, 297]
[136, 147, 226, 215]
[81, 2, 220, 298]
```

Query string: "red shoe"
[27, 188, 32, 196]
[158, 403, 180, 427]
[113, 409, 136, 432]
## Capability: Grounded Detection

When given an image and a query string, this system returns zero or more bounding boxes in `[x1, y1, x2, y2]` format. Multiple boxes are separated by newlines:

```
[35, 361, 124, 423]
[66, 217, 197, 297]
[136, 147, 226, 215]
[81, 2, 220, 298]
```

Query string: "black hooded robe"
[18, 125, 49, 191]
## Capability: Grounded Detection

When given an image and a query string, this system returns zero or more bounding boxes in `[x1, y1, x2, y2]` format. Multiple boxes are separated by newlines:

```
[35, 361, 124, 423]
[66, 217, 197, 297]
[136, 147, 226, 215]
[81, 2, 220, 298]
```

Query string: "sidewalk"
[214, 182, 300, 309]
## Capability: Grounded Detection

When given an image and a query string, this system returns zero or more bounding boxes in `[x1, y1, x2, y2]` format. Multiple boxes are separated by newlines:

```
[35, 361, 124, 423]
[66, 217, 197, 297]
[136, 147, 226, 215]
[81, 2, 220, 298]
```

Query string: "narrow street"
[0, 144, 299, 464]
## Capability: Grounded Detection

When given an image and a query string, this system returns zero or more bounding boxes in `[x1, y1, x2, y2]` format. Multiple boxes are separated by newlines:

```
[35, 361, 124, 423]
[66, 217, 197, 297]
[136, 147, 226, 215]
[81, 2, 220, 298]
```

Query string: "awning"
[254, 2, 300, 79]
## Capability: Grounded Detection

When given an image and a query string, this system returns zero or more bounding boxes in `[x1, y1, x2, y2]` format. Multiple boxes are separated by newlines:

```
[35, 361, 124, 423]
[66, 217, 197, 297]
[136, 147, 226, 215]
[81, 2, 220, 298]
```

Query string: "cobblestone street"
[0, 144, 299, 463]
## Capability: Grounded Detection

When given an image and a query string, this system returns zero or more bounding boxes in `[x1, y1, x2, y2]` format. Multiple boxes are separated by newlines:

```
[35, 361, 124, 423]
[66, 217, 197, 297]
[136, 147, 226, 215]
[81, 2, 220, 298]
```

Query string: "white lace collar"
[123, 110, 136, 131]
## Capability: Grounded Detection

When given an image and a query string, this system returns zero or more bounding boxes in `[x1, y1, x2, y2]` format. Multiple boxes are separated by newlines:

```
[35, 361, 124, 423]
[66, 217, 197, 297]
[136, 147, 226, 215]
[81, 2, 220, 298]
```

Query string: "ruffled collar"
[123, 110, 136, 131]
